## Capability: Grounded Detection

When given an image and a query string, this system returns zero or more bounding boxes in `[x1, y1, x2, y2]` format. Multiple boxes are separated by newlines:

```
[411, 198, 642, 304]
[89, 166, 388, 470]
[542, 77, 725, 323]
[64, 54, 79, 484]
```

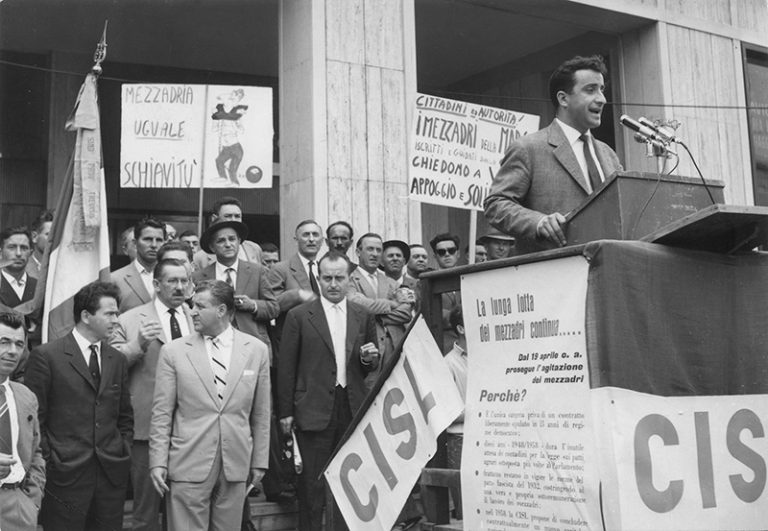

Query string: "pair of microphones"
[619, 114, 678, 148]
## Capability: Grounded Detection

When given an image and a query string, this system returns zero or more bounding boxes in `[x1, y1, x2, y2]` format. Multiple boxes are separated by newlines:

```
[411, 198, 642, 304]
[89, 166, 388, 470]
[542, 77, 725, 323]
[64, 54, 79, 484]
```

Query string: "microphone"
[638, 117, 678, 143]
[620, 114, 667, 144]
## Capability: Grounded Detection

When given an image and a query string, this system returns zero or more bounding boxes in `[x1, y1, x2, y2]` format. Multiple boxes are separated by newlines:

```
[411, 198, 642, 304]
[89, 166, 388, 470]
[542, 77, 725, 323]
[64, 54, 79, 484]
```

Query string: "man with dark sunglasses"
[429, 233, 461, 270]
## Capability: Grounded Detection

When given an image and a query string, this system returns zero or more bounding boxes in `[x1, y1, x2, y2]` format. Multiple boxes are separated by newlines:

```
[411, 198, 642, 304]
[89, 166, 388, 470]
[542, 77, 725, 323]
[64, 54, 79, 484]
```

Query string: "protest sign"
[461, 256, 601, 530]
[120, 84, 273, 188]
[324, 317, 464, 531]
[408, 94, 539, 211]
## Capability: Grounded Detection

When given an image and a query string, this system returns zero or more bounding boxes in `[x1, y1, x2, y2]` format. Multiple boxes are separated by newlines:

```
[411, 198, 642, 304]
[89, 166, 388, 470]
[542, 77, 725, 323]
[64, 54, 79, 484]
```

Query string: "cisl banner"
[324, 317, 464, 531]
[594, 389, 768, 530]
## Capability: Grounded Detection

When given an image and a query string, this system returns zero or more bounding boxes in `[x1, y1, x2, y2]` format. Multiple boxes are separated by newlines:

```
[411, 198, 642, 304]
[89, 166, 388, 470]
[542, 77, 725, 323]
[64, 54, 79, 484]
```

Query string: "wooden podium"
[565, 171, 725, 245]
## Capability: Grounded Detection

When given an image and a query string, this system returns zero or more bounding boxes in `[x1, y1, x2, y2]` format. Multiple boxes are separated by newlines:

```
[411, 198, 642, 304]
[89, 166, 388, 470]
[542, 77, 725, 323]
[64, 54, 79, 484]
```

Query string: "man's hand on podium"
[536, 213, 567, 247]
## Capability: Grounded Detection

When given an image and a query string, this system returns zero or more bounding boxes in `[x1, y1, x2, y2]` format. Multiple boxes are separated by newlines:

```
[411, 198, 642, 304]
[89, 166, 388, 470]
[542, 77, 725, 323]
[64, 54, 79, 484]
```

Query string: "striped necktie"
[209, 337, 227, 401]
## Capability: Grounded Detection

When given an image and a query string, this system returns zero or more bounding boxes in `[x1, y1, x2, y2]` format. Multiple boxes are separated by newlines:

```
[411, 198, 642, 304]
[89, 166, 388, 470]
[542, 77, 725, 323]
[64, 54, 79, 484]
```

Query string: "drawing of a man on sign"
[211, 88, 248, 185]
[204, 85, 274, 189]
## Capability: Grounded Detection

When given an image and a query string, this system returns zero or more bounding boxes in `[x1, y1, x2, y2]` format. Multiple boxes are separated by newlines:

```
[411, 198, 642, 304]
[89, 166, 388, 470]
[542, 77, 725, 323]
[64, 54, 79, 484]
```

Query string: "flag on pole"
[33, 72, 110, 342]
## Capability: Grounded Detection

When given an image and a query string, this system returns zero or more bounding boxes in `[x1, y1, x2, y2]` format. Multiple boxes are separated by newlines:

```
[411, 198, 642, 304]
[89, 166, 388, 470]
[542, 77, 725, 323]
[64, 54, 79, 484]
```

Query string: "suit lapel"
[345, 304, 362, 362]
[236, 261, 254, 294]
[185, 334, 220, 405]
[10, 383, 33, 465]
[124, 269, 151, 303]
[98, 342, 116, 396]
[0, 276, 21, 307]
[307, 300, 335, 355]
[352, 269, 375, 299]
[549, 121, 590, 194]
[220, 331, 248, 408]
[290, 255, 311, 291]
[64, 334, 97, 391]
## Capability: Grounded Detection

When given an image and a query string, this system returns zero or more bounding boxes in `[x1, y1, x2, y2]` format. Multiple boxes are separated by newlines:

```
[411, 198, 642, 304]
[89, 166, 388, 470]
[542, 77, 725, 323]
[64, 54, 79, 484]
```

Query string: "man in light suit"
[25, 281, 133, 531]
[111, 217, 166, 312]
[484, 55, 623, 255]
[0, 311, 45, 531]
[278, 252, 379, 531]
[193, 220, 278, 354]
[267, 220, 323, 343]
[110, 259, 194, 531]
[348, 233, 414, 388]
[149, 280, 270, 531]
[193, 197, 263, 270]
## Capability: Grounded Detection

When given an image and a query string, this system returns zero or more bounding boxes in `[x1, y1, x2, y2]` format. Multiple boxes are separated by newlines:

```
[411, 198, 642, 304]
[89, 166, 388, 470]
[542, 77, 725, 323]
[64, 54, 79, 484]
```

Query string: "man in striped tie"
[149, 279, 270, 531]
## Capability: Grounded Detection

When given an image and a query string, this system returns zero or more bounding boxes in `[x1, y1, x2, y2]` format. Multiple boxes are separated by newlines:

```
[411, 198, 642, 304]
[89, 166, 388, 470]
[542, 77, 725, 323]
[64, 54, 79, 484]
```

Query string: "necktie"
[368, 272, 379, 293]
[168, 308, 182, 340]
[0, 386, 12, 454]
[580, 134, 602, 193]
[308, 261, 320, 295]
[210, 338, 227, 401]
[88, 344, 101, 388]
[225, 268, 235, 287]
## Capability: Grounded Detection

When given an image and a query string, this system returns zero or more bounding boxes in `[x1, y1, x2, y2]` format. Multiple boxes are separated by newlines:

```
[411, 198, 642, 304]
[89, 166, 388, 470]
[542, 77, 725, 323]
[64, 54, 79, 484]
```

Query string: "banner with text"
[121, 84, 273, 189]
[408, 94, 539, 211]
[461, 256, 601, 531]
[594, 388, 768, 530]
[325, 317, 464, 531]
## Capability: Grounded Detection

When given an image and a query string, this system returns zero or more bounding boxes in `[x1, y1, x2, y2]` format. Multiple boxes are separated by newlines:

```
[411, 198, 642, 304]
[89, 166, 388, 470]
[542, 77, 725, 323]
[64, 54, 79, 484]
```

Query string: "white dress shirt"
[555, 118, 606, 192]
[297, 254, 319, 287]
[1, 270, 28, 300]
[321, 296, 347, 388]
[215, 260, 239, 288]
[0, 379, 25, 484]
[154, 298, 190, 340]
[72, 327, 101, 370]
[133, 260, 155, 298]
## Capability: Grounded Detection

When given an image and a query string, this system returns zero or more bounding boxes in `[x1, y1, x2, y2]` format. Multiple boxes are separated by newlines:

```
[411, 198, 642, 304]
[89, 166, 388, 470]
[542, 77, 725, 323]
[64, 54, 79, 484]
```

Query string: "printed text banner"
[325, 317, 463, 531]
[461, 256, 601, 531]
[408, 94, 539, 211]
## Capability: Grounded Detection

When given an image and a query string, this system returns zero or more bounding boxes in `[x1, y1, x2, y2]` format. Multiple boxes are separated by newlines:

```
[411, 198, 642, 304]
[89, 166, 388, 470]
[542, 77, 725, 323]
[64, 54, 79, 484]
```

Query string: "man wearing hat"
[192, 220, 278, 354]
[380, 240, 416, 289]
[479, 229, 516, 261]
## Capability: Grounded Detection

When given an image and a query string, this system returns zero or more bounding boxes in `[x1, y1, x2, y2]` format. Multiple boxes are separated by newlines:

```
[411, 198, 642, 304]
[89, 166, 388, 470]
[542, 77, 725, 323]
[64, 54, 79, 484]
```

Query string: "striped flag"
[33, 72, 110, 342]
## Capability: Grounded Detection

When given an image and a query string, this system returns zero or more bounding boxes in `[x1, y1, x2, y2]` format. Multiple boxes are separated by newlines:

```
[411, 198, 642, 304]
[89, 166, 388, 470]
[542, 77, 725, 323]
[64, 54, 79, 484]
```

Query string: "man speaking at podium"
[484, 55, 623, 254]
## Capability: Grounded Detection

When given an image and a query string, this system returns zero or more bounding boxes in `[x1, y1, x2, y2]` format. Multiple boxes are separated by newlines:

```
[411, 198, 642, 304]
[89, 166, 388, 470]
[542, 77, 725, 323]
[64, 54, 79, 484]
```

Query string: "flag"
[33, 72, 110, 342]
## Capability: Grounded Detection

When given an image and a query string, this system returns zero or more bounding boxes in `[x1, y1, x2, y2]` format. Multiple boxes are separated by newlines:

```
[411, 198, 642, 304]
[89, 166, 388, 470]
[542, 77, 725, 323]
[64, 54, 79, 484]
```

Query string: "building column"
[278, 0, 420, 250]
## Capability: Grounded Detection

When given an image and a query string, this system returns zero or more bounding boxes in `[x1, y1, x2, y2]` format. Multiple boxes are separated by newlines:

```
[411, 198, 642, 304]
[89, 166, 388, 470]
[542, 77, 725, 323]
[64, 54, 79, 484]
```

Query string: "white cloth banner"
[325, 317, 464, 531]
[461, 256, 601, 530]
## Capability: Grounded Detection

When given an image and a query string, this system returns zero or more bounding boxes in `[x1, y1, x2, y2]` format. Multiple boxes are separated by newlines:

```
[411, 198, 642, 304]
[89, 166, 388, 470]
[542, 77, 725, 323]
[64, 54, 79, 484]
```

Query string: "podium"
[565, 171, 724, 244]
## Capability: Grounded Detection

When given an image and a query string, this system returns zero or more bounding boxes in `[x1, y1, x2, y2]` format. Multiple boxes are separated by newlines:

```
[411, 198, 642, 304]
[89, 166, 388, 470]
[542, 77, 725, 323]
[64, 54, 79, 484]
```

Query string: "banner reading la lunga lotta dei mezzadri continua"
[120, 84, 273, 189]
[408, 93, 539, 211]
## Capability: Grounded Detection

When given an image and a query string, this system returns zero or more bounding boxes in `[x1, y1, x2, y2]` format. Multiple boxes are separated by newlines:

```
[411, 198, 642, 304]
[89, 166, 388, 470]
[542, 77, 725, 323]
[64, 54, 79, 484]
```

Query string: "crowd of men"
[0, 53, 620, 531]
[0, 194, 506, 531]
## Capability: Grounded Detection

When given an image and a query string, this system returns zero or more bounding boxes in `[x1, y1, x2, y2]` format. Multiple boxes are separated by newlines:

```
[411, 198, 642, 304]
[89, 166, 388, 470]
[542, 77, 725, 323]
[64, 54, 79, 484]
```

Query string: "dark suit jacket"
[111, 263, 152, 313]
[8, 381, 46, 508]
[192, 261, 278, 351]
[24, 333, 133, 488]
[277, 299, 377, 432]
[484, 120, 623, 254]
[0, 274, 36, 308]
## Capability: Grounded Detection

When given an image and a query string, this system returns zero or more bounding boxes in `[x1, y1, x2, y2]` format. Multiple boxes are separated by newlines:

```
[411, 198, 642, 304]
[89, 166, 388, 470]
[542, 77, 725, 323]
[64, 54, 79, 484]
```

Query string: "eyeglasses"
[436, 247, 457, 257]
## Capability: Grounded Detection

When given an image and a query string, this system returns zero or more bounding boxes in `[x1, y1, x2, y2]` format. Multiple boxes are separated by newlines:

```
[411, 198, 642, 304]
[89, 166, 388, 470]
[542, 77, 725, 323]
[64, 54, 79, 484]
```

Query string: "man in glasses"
[429, 233, 462, 351]
[429, 233, 461, 270]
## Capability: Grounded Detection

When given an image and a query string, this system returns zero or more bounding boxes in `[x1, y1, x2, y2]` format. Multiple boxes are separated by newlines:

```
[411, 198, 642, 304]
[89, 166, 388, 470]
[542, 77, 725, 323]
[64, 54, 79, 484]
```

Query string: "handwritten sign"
[120, 84, 273, 189]
[409, 94, 539, 210]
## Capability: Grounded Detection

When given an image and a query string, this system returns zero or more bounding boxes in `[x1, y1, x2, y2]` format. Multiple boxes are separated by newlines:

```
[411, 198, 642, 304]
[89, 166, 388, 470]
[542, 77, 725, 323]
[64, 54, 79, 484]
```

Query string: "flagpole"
[198, 85, 210, 237]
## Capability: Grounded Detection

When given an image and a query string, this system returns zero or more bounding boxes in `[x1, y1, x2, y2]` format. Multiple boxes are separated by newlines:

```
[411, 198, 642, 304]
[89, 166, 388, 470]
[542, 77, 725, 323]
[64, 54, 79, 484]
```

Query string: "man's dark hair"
[295, 219, 321, 233]
[317, 251, 352, 273]
[261, 242, 279, 254]
[133, 216, 166, 240]
[0, 226, 32, 249]
[157, 241, 193, 262]
[0, 310, 26, 338]
[73, 281, 120, 323]
[153, 258, 188, 280]
[31, 210, 54, 233]
[195, 279, 235, 313]
[326, 221, 354, 241]
[355, 232, 383, 250]
[429, 233, 460, 252]
[212, 196, 242, 217]
[449, 304, 464, 333]
[549, 55, 607, 108]
[178, 229, 197, 240]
